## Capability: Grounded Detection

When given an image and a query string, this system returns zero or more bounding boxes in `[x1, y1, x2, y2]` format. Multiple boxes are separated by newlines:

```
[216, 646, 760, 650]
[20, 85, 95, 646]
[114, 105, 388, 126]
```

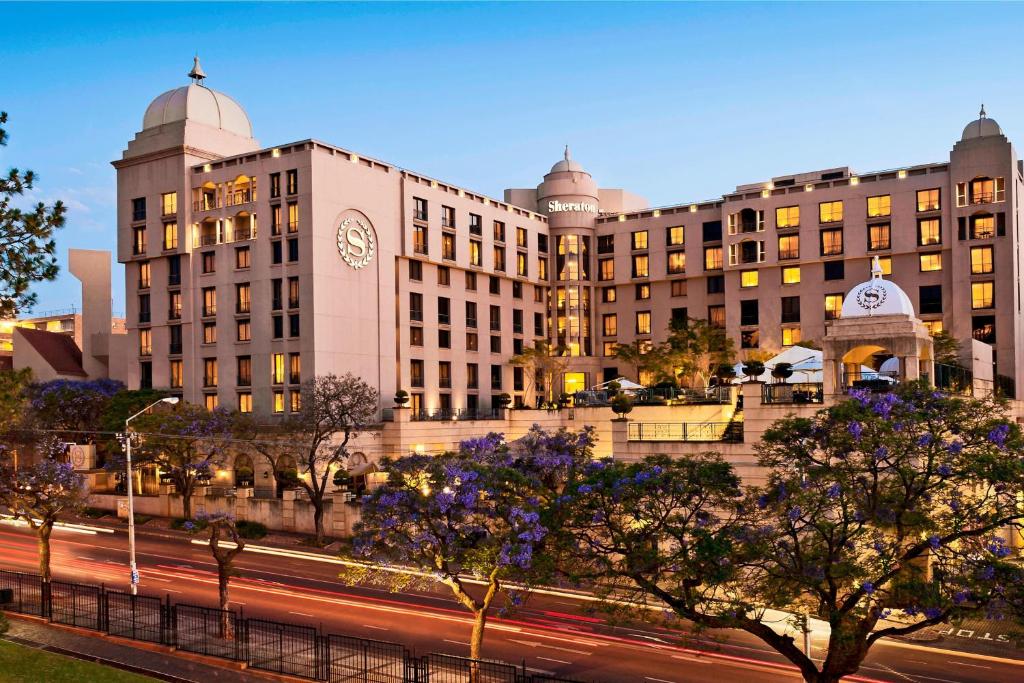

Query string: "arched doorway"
[234, 454, 254, 487]
[275, 455, 299, 498]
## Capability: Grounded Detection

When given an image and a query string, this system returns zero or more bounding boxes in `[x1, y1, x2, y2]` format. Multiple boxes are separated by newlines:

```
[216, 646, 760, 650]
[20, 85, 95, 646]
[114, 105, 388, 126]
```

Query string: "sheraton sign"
[548, 200, 598, 214]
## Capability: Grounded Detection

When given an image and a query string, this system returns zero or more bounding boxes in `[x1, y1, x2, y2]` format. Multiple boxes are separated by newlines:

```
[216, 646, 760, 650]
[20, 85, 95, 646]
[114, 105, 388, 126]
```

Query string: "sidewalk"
[3, 615, 289, 682]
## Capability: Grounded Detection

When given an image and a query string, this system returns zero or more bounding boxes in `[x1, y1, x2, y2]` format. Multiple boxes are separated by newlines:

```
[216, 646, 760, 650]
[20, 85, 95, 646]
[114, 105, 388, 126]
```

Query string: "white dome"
[840, 259, 915, 318]
[143, 83, 253, 138]
[961, 106, 1003, 141]
[549, 145, 586, 174]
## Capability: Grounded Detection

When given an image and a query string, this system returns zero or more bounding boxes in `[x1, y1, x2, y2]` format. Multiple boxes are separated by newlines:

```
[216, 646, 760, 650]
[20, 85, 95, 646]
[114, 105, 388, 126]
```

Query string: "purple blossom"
[937, 463, 952, 477]
[928, 535, 941, 550]
[980, 565, 996, 581]
[788, 506, 802, 522]
[916, 434, 933, 447]
[953, 591, 969, 605]
[986, 538, 1012, 559]
[848, 421, 863, 441]
[873, 446, 889, 461]
[947, 440, 964, 455]
[988, 424, 1010, 449]
[924, 607, 943, 620]
[862, 582, 875, 595]
[827, 483, 841, 499]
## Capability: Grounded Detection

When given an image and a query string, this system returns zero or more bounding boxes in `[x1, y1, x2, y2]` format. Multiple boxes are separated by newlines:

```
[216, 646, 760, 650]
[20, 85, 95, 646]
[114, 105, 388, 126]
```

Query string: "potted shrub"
[771, 362, 794, 383]
[558, 393, 572, 408]
[393, 389, 409, 407]
[715, 363, 737, 384]
[496, 393, 512, 409]
[611, 393, 633, 420]
[742, 359, 765, 382]
[605, 380, 622, 395]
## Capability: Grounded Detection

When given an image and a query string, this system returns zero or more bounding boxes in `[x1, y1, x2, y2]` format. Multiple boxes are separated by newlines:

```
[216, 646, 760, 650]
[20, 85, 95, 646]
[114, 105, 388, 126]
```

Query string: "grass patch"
[0, 640, 155, 682]
[81, 507, 109, 519]
[169, 518, 207, 532]
[235, 520, 267, 540]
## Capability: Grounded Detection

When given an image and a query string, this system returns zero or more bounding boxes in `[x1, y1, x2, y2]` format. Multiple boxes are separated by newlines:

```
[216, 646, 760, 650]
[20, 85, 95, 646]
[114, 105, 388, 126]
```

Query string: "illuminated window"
[866, 195, 891, 217]
[740, 270, 759, 288]
[782, 327, 802, 347]
[132, 226, 146, 255]
[517, 252, 527, 277]
[778, 235, 799, 260]
[671, 280, 686, 297]
[163, 222, 178, 250]
[169, 360, 183, 388]
[971, 246, 994, 274]
[603, 341, 617, 357]
[236, 283, 251, 314]
[290, 390, 301, 412]
[781, 266, 800, 284]
[516, 227, 527, 247]
[239, 393, 252, 413]
[603, 314, 617, 337]
[917, 188, 940, 212]
[273, 391, 285, 414]
[138, 262, 151, 289]
[202, 287, 216, 316]
[493, 246, 506, 271]
[708, 305, 726, 328]
[919, 253, 942, 272]
[469, 239, 481, 267]
[139, 329, 152, 356]
[599, 258, 614, 281]
[235, 246, 251, 269]
[824, 294, 843, 320]
[161, 192, 177, 216]
[203, 359, 218, 387]
[923, 320, 943, 335]
[741, 330, 759, 349]
[441, 233, 456, 260]
[666, 226, 685, 246]
[776, 206, 799, 228]
[667, 251, 686, 274]
[918, 218, 941, 246]
[205, 394, 219, 410]
[632, 254, 649, 278]
[704, 246, 723, 271]
[820, 229, 843, 256]
[202, 322, 216, 344]
[271, 353, 285, 384]
[631, 231, 648, 250]
[635, 283, 650, 300]
[636, 311, 651, 335]
[970, 215, 995, 239]
[237, 319, 250, 342]
[868, 224, 890, 251]
[819, 201, 843, 224]
[287, 202, 299, 232]
[494, 221, 506, 242]
[413, 225, 428, 254]
[972, 281, 994, 309]
[874, 257, 892, 275]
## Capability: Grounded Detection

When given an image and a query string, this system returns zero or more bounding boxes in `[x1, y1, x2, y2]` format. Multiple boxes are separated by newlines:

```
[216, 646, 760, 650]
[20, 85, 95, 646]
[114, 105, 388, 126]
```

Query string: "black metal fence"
[0, 569, 586, 683]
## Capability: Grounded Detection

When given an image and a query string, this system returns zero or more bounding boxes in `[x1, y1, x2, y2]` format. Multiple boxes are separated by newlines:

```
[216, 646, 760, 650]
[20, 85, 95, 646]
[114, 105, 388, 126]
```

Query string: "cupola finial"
[980, 103, 987, 119]
[871, 254, 884, 280]
[188, 55, 207, 84]
[564, 144, 571, 161]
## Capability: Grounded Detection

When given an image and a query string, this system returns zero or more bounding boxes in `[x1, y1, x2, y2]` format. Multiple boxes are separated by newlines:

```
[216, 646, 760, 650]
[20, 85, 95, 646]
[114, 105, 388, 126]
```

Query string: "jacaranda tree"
[564, 382, 1024, 683]
[349, 427, 593, 661]
[26, 378, 124, 440]
[186, 512, 246, 639]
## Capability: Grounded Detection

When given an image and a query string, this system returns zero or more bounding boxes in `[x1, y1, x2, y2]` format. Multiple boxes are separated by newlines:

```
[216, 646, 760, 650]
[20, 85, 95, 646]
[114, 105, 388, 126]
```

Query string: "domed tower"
[537, 147, 600, 359]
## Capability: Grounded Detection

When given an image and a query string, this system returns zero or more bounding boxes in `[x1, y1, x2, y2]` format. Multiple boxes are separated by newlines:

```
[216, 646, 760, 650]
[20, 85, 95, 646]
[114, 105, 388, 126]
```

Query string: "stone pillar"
[740, 381, 764, 408]
[610, 418, 629, 460]
[281, 489, 298, 532]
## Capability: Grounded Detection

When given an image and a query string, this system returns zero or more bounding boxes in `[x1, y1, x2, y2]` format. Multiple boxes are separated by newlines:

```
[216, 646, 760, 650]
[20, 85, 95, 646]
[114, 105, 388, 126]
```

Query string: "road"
[0, 522, 1021, 683]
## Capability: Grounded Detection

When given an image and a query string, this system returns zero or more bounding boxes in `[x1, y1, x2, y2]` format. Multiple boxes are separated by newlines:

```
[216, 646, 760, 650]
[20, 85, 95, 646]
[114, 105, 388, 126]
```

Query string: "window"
[824, 261, 845, 280]
[202, 251, 216, 274]
[161, 192, 177, 216]
[868, 224, 891, 251]
[966, 177, 1004, 205]
[237, 319, 251, 342]
[782, 327, 802, 347]
[465, 301, 477, 328]
[598, 258, 614, 281]
[729, 240, 765, 265]
[493, 221, 506, 243]
[631, 230, 648, 250]
[442, 232, 456, 260]
[271, 353, 285, 384]
[204, 394, 219, 411]
[413, 225, 428, 254]
[537, 256, 548, 280]
[286, 169, 298, 195]
[875, 256, 892, 276]
[973, 315, 996, 343]
[469, 213, 482, 235]
[603, 342, 617, 357]
[919, 285, 943, 315]
[410, 326, 423, 346]
[270, 205, 282, 236]
[512, 308, 523, 334]
[740, 270, 759, 288]
[635, 283, 650, 300]
[272, 315, 283, 339]
[707, 275, 725, 294]
[666, 226, 685, 246]
[288, 277, 300, 308]
[139, 328, 152, 356]
[602, 286, 616, 303]
[287, 238, 299, 262]
[671, 279, 686, 297]
[729, 209, 764, 234]
[778, 235, 799, 260]
[170, 360, 183, 388]
[708, 305, 726, 328]
[138, 262, 151, 289]
[819, 201, 843, 223]
[491, 365, 503, 391]
[919, 253, 942, 272]
[917, 188, 940, 212]
[918, 218, 941, 246]
[465, 271, 477, 290]
[408, 260, 423, 282]
[702, 220, 722, 242]
[168, 254, 181, 286]
[202, 287, 216, 316]
[971, 246, 994, 274]
[467, 363, 479, 389]
[820, 228, 843, 256]
[169, 325, 182, 354]
[287, 202, 299, 233]
[635, 311, 651, 335]
[867, 195, 891, 218]
[163, 222, 178, 250]
[270, 172, 281, 199]
[437, 265, 450, 286]
[233, 283, 251, 314]
[441, 205, 455, 228]
[538, 233, 548, 253]
[970, 214, 995, 239]
[289, 354, 301, 384]
[438, 296, 450, 325]
[776, 206, 799, 229]
[493, 246, 506, 272]
[409, 292, 423, 321]
[782, 266, 800, 284]
[741, 330, 759, 349]
[237, 356, 252, 386]
[139, 362, 152, 390]
[203, 322, 216, 344]
[972, 281, 994, 309]
[534, 312, 544, 336]
[781, 296, 800, 324]
[468, 239, 482, 267]
[825, 294, 843, 320]
[632, 255, 649, 278]
[273, 391, 285, 413]
[131, 197, 146, 222]
[489, 305, 501, 331]
[235, 246, 250, 269]
[238, 393, 252, 413]
[168, 291, 182, 320]
[489, 276, 500, 295]
[138, 294, 151, 324]
[466, 332, 478, 351]
[740, 300, 759, 326]
[438, 361, 452, 389]
[596, 235, 615, 254]
[271, 278, 283, 311]
[203, 359, 218, 387]
[667, 251, 686, 274]
[704, 246, 723, 270]
[132, 226, 146, 255]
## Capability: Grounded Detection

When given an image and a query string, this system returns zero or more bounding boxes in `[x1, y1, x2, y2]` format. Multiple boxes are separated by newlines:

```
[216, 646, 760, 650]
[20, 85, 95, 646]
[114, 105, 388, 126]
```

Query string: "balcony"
[761, 382, 824, 405]
[626, 422, 743, 443]
[226, 189, 255, 207]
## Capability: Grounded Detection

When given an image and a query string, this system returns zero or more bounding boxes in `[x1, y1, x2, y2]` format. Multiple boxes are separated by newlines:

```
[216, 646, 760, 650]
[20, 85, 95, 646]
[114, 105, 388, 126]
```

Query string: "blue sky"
[3, 1, 1024, 313]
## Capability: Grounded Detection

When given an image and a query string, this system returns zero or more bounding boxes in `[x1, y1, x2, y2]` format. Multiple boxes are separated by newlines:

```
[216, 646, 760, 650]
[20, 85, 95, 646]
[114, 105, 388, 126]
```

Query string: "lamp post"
[123, 396, 179, 595]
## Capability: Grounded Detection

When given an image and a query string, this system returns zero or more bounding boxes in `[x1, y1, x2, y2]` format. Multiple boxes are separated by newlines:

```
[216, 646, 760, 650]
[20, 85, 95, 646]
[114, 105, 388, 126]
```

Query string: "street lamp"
[123, 396, 178, 595]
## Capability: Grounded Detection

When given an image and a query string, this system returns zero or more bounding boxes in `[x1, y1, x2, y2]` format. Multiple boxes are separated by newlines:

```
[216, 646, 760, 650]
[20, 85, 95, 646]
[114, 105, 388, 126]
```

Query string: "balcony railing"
[167, 309, 182, 321]
[844, 370, 899, 392]
[627, 422, 743, 443]
[761, 382, 824, 405]
[226, 189, 254, 207]
[409, 408, 501, 422]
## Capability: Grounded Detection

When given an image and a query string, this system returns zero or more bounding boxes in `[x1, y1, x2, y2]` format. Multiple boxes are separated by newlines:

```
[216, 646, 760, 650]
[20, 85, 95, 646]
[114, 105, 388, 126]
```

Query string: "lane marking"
[536, 656, 571, 665]
[645, 677, 677, 683]
[444, 639, 469, 646]
[289, 611, 314, 618]
[947, 661, 991, 669]
[362, 624, 389, 631]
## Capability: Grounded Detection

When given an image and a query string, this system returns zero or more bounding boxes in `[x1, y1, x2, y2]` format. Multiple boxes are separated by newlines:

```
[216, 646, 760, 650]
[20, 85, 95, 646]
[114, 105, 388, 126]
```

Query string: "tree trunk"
[469, 608, 487, 660]
[217, 561, 233, 640]
[37, 524, 52, 582]
[312, 499, 325, 546]
[182, 492, 192, 521]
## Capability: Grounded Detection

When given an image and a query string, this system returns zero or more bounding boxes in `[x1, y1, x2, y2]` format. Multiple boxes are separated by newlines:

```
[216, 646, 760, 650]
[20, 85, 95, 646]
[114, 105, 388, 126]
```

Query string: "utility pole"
[802, 613, 812, 661]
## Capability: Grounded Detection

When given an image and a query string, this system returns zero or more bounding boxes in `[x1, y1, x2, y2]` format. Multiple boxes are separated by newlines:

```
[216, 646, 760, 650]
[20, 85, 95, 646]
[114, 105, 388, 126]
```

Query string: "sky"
[3, 1, 1024, 314]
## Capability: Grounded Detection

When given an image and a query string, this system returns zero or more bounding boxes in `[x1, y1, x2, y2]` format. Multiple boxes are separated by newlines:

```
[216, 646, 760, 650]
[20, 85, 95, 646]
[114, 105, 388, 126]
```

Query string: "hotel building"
[114, 60, 1024, 417]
